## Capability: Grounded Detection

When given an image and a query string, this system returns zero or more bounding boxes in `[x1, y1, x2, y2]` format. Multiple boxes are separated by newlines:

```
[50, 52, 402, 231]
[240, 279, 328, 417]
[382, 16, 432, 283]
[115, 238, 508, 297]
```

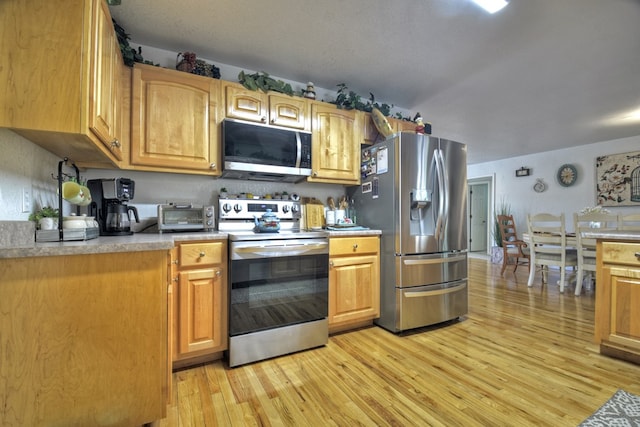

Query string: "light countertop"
[582, 230, 640, 241]
[0, 229, 381, 259]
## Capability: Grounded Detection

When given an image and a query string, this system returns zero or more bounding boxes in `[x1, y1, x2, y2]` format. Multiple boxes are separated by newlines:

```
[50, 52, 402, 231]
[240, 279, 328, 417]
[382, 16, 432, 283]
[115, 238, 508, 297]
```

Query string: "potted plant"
[281, 191, 289, 200]
[491, 198, 511, 264]
[29, 206, 60, 230]
[219, 187, 228, 199]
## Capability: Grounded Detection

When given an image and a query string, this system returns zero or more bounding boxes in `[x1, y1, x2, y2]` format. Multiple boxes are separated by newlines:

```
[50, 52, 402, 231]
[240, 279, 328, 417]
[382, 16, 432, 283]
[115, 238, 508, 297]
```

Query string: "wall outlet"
[22, 187, 31, 213]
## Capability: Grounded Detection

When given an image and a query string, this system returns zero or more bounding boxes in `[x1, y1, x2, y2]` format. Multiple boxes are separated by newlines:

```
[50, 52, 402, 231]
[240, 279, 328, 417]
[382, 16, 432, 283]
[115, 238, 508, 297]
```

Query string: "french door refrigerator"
[348, 131, 468, 332]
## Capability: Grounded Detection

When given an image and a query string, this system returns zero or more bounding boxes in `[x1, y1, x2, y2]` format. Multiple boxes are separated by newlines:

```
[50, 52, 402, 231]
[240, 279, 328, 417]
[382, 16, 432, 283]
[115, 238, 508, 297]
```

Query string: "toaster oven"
[157, 204, 215, 233]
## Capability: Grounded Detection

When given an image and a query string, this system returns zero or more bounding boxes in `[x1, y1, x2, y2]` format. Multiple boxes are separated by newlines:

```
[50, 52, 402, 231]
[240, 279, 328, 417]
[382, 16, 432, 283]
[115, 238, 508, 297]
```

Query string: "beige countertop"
[0, 232, 229, 259]
[0, 229, 381, 259]
[583, 230, 640, 241]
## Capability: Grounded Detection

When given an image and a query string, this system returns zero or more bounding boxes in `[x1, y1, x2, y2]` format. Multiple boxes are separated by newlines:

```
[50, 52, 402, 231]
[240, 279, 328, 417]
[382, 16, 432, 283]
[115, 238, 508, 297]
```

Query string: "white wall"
[468, 134, 640, 234]
[0, 129, 62, 220]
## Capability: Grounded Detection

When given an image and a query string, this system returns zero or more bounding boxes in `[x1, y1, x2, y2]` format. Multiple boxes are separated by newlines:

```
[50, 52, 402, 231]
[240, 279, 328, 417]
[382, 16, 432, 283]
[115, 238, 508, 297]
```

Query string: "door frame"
[467, 175, 494, 255]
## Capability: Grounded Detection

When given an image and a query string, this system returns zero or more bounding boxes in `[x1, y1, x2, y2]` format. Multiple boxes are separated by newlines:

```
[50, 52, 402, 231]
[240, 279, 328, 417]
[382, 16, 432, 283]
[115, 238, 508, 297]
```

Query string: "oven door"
[229, 238, 329, 337]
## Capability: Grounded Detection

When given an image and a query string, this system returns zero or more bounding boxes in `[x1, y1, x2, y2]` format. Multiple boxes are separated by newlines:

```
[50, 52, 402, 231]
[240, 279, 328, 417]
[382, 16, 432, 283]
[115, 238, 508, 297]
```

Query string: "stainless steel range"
[219, 198, 329, 367]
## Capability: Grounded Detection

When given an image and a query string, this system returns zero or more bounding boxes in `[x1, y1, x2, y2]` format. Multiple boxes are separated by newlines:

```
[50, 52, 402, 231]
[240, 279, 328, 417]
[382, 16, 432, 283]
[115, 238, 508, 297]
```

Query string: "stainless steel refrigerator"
[348, 131, 468, 333]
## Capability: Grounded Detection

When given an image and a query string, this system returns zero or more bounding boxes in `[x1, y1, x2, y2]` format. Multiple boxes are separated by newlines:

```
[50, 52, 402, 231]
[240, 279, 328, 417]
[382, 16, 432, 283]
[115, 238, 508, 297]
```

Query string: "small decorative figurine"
[414, 113, 425, 134]
[303, 82, 316, 99]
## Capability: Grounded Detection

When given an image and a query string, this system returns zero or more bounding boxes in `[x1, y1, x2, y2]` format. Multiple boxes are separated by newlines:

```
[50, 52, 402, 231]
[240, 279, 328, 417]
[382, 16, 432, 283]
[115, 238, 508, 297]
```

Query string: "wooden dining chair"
[618, 213, 640, 231]
[496, 214, 530, 275]
[573, 212, 618, 296]
[526, 213, 577, 293]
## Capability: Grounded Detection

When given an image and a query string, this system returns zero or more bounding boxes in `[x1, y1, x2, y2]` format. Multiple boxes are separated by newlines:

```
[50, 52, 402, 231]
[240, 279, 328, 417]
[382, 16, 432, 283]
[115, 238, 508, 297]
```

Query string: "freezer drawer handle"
[403, 254, 467, 265]
[405, 282, 466, 298]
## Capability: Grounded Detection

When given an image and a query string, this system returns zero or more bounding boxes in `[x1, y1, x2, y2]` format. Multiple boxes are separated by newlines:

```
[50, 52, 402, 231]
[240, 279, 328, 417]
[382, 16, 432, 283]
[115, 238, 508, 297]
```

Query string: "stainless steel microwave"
[221, 119, 312, 183]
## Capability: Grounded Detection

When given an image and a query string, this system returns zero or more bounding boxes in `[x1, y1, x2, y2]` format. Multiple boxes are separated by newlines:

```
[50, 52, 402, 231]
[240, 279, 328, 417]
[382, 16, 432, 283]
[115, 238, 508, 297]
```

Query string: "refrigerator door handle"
[405, 282, 467, 298]
[434, 148, 446, 241]
[403, 254, 468, 265]
[438, 148, 449, 233]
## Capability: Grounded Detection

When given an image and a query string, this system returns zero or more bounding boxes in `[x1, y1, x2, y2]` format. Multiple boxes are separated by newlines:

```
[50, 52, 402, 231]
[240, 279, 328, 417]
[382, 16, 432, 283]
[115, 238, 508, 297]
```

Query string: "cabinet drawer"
[602, 242, 640, 266]
[179, 242, 224, 268]
[330, 236, 379, 256]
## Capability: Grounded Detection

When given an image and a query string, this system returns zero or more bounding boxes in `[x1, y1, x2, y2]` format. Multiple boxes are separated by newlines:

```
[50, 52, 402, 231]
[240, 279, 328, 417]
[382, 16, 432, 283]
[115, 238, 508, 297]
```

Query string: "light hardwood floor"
[160, 258, 640, 426]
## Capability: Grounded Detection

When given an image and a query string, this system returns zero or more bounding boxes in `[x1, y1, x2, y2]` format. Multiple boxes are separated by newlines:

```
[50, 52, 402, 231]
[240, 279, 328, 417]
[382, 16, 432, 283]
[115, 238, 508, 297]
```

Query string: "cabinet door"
[329, 254, 380, 326]
[89, 0, 122, 160]
[225, 85, 268, 123]
[601, 266, 640, 352]
[309, 104, 362, 184]
[269, 93, 309, 129]
[131, 64, 221, 174]
[178, 267, 226, 355]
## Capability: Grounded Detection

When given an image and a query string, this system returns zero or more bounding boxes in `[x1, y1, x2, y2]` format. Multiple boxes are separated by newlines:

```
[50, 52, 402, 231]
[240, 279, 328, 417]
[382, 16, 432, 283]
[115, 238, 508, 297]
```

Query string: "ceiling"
[109, 0, 640, 165]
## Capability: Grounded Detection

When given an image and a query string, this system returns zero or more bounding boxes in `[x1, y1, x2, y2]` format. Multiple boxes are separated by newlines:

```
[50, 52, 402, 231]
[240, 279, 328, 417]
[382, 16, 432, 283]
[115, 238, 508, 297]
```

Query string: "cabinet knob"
[261, 116, 267, 123]
[110, 139, 120, 148]
[353, 244, 358, 250]
[329, 260, 334, 268]
[199, 251, 206, 258]
[210, 163, 217, 170]
[271, 118, 276, 124]
[215, 269, 222, 277]
[173, 277, 179, 282]
[172, 259, 179, 264]
[313, 171, 318, 177]
[635, 252, 640, 260]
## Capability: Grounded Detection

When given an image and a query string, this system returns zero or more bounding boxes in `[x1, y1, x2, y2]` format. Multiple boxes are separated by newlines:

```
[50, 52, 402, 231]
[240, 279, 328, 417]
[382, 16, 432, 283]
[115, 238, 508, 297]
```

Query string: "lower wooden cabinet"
[171, 240, 228, 367]
[328, 236, 380, 333]
[0, 251, 168, 426]
[595, 240, 640, 364]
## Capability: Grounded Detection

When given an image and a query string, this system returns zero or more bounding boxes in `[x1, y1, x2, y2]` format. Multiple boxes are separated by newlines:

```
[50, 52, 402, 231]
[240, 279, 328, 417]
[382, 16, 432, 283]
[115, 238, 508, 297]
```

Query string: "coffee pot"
[105, 203, 139, 234]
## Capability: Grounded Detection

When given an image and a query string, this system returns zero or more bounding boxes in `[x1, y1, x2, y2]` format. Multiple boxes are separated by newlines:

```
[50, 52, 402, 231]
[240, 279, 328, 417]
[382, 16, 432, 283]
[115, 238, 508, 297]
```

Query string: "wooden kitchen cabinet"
[328, 236, 380, 333]
[309, 103, 363, 184]
[224, 83, 310, 130]
[595, 240, 640, 364]
[0, 0, 124, 167]
[172, 240, 228, 367]
[0, 251, 168, 426]
[363, 113, 419, 145]
[130, 63, 222, 175]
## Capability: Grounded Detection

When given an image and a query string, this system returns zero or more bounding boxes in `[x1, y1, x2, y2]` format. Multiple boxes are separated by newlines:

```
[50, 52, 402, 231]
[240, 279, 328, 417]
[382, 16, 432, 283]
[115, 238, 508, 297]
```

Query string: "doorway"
[468, 177, 493, 254]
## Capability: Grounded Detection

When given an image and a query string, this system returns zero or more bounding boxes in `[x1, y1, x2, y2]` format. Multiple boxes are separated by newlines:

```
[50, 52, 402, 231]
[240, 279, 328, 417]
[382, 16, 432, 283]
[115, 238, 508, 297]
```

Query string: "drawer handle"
[635, 252, 640, 260]
[199, 251, 206, 258]
[353, 244, 358, 250]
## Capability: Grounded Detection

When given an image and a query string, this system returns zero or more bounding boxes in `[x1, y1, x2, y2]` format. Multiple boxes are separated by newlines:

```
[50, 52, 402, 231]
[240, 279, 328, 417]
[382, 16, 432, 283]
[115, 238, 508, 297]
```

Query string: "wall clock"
[533, 178, 547, 193]
[557, 164, 578, 187]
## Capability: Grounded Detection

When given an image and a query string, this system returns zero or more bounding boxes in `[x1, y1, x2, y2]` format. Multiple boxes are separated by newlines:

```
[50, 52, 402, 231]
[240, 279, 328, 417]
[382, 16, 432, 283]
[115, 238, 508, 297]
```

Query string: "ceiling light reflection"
[472, 0, 509, 14]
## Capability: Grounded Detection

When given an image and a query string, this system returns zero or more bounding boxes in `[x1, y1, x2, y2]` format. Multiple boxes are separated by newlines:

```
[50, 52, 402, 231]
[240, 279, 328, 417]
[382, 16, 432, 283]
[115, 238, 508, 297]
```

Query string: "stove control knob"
[282, 205, 290, 213]
[222, 203, 232, 213]
[291, 205, 299, 214]
[234, 204, 243, 213]
[205, 210, 214, 217]
[206, 219, 214, 226]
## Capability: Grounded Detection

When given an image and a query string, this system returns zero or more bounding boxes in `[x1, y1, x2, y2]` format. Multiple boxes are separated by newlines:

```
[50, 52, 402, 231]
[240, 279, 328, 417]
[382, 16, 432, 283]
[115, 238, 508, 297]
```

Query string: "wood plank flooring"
[159, 258, 640, 426]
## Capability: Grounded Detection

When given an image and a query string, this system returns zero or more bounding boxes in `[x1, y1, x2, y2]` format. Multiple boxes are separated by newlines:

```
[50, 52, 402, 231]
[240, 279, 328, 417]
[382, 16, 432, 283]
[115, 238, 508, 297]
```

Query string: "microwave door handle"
[295, 132, 302, 168]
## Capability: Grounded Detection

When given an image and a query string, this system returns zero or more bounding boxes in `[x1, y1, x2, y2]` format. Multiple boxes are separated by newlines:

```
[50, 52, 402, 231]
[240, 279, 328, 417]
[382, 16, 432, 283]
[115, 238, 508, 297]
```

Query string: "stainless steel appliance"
[348, 132, 468, 333]
[87, 178, 139, 236]
[157, 203, 215, 233]
[221, 118, 312, 183]
[219, 198, 329, 367]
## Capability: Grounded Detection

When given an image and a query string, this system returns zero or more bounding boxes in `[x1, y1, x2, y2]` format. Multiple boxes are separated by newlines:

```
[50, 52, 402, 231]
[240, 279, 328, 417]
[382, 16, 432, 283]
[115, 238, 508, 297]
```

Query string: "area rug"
[579, 389, 640, 426]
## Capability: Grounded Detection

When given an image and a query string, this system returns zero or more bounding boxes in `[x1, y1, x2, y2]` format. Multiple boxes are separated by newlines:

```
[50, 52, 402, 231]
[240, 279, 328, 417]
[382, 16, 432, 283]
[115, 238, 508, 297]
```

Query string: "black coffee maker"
[87, 178, 139, 236]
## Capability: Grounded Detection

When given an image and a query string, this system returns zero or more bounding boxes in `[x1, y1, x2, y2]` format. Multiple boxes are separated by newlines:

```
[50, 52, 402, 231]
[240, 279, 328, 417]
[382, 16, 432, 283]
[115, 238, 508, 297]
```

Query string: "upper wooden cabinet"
[308, 103, 363, 184]
[130, 63, 222, 175]
[363, 113, 417, 145]
[0, 0, 124, 167]
[224, 83, 310, 130]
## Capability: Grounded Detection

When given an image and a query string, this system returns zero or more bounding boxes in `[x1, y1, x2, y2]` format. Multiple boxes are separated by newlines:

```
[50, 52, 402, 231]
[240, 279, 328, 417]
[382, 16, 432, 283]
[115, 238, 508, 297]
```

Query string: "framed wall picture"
[596, 150, 640, 207]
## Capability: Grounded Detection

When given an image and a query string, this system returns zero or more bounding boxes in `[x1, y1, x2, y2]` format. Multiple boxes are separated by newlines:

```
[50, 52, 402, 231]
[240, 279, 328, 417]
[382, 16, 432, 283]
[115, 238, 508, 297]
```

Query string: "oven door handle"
[235, 242, 328, 256]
